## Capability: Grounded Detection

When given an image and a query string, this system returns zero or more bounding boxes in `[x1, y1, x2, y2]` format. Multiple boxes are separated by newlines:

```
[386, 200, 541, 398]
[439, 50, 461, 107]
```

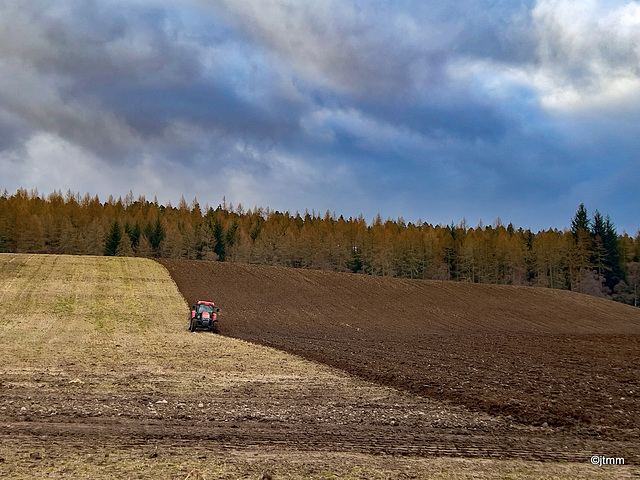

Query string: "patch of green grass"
[52, 294, 77, 316]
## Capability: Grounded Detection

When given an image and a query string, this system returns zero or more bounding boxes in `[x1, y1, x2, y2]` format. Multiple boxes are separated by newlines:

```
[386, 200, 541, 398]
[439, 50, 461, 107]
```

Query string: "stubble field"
[0, 253, 638, 479]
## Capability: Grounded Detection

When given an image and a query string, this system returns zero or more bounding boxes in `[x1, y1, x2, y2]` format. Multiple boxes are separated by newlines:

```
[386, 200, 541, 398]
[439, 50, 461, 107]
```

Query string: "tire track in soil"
[2, 416, 636, 463]
[158, 259, 640, 463]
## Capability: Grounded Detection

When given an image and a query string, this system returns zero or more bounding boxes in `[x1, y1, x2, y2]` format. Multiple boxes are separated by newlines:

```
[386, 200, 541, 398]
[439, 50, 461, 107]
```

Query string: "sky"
[1, 0, 639, 233]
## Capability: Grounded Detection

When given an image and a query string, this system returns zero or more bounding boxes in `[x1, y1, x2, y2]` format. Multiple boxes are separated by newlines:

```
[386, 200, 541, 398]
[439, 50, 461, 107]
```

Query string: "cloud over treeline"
[0, 0, 638, 231]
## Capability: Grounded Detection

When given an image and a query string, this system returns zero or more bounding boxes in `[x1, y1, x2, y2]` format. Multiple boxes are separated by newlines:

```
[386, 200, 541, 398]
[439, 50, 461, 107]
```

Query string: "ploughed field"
[160, 259, 640, 463]
[2, 253, 639, 478]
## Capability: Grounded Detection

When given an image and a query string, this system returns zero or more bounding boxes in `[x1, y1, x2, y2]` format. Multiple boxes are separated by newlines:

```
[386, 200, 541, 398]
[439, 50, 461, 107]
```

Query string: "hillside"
[159, 260, 640, 336]
[1, 253, 639, 477]
[5, 253, 503, 477]
[160, 259, 640, 447]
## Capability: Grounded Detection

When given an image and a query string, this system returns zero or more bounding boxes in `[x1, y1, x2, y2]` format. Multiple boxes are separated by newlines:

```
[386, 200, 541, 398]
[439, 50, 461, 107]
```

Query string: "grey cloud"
[0, 1, 213, 160]
[207, 1, 454, 95]
[1, 0, 538, 165]
[0, 0, 315, 176]
[530, 0, 640, 108]
[1, 0, 638, 232]
[207, 0, 537, 97]
[28, 3, 199, 84]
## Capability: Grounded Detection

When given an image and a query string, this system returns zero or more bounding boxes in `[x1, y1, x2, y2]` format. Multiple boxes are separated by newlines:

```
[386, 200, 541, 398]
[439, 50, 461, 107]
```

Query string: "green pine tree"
[603, 215, 623, 290]
[104, 219, 122, 256]
[571, 203, 590, 236]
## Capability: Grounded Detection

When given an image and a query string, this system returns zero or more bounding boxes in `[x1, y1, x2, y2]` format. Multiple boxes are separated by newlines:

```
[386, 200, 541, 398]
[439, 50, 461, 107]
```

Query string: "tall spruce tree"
[603, 215, 623, 290]
[143, 217, 165, 256]
[592, 210, 605, 239]
[211, 218, 225, 261]
[591, 210, 608, 277]
[125, 221, 141, 249]
[569, 204, 593, 290]
[571, 203, 590, 235]
[104, 219, 122, 256]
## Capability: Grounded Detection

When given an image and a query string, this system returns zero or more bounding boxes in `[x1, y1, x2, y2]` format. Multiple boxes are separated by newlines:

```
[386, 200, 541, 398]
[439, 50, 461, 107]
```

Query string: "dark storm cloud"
[93, 80, 303, 144]
[0, 1, 312, 169]
[210, 0, 538, 98]
[0, 2, 190, 159]
[199, 0, 550, 205]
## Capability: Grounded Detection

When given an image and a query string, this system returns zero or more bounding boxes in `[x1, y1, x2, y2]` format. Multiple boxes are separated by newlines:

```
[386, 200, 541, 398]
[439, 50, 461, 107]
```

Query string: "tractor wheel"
[211, 323, 218, 334]
[189, 319, 196, 332]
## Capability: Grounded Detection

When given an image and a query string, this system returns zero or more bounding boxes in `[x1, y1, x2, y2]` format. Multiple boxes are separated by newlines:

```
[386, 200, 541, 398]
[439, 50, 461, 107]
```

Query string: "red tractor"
[189, 300, 220, 333]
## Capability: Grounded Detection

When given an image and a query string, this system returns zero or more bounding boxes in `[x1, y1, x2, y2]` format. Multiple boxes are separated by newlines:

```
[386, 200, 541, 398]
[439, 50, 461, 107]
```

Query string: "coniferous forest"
[1, 188, 639, 306]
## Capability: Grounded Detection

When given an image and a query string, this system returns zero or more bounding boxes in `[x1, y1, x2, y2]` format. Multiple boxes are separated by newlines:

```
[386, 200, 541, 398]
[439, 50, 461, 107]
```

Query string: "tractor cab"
[189, 300, 220, 332]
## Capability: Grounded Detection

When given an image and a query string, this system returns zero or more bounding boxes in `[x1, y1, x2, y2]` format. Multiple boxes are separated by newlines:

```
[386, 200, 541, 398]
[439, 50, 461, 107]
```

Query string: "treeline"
[1, 188, 639, 306]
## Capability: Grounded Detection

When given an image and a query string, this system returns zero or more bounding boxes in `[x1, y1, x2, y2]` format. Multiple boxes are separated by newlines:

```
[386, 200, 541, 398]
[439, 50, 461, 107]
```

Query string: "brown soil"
[2, 254, 639, 478]
[159, 259, 640, 463]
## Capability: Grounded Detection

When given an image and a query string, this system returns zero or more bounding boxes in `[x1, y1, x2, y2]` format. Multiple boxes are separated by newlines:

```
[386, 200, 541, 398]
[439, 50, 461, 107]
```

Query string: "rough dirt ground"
[1, 254, 639, 479]
[159, 259, 640, 466]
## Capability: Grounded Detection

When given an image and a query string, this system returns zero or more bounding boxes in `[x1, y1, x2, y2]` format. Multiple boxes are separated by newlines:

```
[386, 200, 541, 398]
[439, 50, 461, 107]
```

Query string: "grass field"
[0, 253, 637, 479]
